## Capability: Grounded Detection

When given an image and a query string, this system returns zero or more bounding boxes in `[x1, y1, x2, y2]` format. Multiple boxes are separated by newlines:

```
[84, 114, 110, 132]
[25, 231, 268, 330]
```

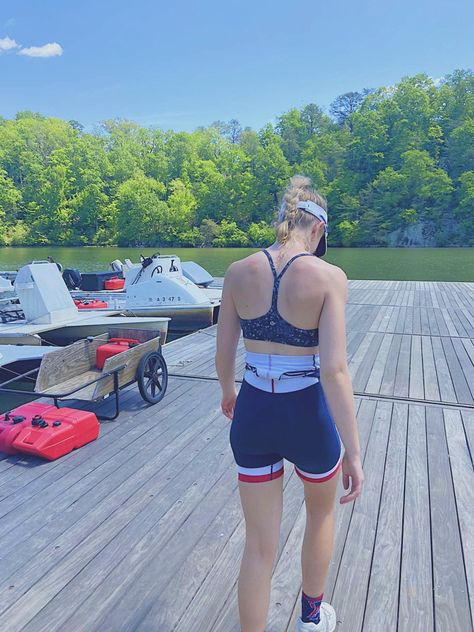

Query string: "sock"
[301, 590, 323, 625]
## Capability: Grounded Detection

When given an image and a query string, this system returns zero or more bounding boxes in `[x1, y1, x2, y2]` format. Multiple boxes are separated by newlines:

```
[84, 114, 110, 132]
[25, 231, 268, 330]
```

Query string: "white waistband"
[243, 351, 320, 393]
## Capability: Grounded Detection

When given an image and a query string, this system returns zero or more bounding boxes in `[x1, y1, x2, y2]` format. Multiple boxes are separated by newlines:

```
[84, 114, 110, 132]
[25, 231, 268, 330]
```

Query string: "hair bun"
[275, 174, 327, 246]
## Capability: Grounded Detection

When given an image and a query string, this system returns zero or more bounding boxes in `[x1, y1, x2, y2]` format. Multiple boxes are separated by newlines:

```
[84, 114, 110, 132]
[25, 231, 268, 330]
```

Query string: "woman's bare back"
[229, 248, 335, 355]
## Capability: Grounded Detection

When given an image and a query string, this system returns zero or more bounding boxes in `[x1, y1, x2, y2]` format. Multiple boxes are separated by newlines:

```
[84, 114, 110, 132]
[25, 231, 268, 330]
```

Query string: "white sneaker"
[296, 602, 337, 631]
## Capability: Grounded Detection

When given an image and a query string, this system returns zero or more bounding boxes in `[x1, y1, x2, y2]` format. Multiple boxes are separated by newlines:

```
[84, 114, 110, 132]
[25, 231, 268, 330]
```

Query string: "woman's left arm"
[215, 263, 241, 420]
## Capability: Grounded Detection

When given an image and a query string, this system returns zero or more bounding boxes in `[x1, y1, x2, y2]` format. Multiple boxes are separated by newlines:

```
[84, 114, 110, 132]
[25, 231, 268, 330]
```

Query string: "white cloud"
[0, 36, 19, 52]
[19, 42, 63, 58]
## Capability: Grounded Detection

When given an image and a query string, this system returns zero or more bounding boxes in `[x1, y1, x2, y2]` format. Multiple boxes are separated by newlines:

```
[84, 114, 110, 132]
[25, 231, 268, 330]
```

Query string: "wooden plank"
[441, 337, 473, 405]
[393, 334, 411, 398]
[362, 402, 408, 631]
[395, 305, 408, 335]
[409, 335, 424, 400]
[351, 332, 385, 392]
[427, 307, 440, 336]
[464, 409, 474, 458]
[444, 409, 474, 625]
[420, 306, 431, 335]
[34, 336, 106, 391]
[430, 336, 458, 404]
[440, 307, 460, 337]
[328, 400, 393, 632]
[451, 338, 474, 401]
[422, 335, 441, 402]
[427, 407, 472, 631]
[386, 305, 400, 333]
[398, 404, 433, 632]
[379, 333, 403, 396]
[365, 333, 394, 394]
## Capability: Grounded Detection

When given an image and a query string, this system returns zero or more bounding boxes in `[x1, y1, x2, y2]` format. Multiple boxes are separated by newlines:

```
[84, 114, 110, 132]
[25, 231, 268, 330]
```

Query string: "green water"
[0, 246, 473, 281]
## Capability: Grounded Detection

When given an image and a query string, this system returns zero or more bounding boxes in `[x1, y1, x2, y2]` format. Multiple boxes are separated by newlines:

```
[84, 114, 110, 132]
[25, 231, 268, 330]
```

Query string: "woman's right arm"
[318, 267, 364, 504]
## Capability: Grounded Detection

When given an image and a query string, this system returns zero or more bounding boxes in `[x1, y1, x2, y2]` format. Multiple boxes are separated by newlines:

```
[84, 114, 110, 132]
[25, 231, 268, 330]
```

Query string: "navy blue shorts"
[229, 378, 343, 483]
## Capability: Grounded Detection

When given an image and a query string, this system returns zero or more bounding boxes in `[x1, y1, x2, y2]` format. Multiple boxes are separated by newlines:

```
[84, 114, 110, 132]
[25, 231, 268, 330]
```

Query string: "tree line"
[0, 69, 473, 248]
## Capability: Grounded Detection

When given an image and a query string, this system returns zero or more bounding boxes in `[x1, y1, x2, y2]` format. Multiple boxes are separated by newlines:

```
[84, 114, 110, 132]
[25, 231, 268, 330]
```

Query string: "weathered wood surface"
[0, 279, 472, 631]
[166, 289, 474, 406]
[35, 329, 161, 400]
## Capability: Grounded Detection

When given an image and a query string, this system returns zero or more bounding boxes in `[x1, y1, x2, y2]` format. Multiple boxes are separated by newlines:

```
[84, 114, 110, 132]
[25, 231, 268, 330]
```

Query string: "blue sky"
[1, 0, 473, 132]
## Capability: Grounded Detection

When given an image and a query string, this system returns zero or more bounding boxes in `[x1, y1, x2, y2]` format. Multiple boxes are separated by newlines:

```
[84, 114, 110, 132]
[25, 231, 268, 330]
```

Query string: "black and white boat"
[65, 253, 222, 334]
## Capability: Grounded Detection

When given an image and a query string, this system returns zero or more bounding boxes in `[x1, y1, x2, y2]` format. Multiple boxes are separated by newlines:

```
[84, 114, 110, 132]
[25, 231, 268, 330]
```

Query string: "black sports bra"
[239, 249, 319, 348]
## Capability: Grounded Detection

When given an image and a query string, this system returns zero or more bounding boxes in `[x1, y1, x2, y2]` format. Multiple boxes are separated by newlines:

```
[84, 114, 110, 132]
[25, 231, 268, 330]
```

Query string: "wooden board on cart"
[35, 328, 161, 401]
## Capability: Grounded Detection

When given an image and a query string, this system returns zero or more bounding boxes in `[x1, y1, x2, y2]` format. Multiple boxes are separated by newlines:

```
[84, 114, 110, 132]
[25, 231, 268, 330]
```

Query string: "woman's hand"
[221, 388, 237, 420]
[339, 452, 364, 504]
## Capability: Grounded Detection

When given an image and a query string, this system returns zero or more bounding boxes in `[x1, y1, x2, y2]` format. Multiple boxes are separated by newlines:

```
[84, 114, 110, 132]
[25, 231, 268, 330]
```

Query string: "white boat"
[66, 254, 221, 333]
[0, 262, 170, 346]
[0, 344, 57, 381]
[0, 276, 13, 293]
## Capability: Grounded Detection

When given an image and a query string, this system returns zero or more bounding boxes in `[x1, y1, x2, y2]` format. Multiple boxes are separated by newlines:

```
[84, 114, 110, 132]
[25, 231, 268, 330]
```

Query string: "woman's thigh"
[238, 474, 284, 558]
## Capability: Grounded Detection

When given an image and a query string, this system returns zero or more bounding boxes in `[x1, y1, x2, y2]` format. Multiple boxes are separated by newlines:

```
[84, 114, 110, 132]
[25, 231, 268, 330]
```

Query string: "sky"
[1, 0, 473, 132]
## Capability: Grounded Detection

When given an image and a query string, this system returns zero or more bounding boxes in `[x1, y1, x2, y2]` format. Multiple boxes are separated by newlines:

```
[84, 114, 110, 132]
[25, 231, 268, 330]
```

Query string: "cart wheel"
[137, 351, 168, 404]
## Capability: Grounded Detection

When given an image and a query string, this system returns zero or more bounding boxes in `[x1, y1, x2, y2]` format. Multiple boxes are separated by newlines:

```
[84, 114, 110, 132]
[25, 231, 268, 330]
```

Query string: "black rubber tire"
[137, 351, 168, 404]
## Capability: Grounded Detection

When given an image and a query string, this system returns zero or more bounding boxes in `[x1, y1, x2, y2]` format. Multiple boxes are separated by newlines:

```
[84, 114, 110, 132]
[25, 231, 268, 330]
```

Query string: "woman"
[215, 175, 364, 632]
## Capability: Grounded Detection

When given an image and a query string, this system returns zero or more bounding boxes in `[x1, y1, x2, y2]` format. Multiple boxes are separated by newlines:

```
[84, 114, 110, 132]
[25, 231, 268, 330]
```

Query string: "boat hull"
[70, 292, 218, 333]
[39, 318, 169, 346]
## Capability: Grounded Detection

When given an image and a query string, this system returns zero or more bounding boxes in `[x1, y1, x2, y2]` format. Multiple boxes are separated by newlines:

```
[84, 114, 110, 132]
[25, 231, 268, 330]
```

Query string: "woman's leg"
[300, 470, 341, 598]
[237, 474, 284, 632]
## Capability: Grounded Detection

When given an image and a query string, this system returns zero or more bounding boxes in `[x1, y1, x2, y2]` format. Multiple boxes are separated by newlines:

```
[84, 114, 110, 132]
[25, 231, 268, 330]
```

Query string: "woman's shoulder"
[322, 260, 347, 282]
[296, 254, 346, 280]
[225, 251, 264, 276]
[294, 257, 347, 300]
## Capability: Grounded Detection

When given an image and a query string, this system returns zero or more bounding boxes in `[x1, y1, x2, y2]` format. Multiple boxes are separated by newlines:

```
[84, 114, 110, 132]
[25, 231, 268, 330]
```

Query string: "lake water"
[0, 246, 473, 281]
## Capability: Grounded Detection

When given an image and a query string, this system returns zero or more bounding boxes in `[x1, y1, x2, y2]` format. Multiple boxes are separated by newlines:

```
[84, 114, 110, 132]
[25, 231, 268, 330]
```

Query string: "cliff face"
[388, 222, 437, 247]
[387, 217, 468, 247]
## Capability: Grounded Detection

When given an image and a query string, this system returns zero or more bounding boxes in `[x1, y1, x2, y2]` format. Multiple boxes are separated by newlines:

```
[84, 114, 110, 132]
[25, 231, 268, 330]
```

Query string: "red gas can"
[74, 299, 109, 309]
[12, 407, 100, 461]
[96, 337, 140, 370]
[0, 403, 57, 455]
[104, 277, 125, 290]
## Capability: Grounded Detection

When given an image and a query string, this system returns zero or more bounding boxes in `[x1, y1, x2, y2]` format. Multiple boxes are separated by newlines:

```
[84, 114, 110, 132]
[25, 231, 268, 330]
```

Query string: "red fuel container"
[12, 407, 100, 461]
[74, 299, 109, 309]
[96, 337, 140, 369]
[104, 277, 125, 290]
[0, 403, 57, 455]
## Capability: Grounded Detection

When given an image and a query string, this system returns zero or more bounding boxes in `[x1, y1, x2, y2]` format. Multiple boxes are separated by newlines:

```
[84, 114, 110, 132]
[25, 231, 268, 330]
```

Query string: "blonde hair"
[275, 175, 328, 246]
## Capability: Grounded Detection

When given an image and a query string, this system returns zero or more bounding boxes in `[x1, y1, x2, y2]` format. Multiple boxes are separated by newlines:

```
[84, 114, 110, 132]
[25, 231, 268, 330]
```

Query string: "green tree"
[115, 174, 169, 246]
[212, 220, 249, 247]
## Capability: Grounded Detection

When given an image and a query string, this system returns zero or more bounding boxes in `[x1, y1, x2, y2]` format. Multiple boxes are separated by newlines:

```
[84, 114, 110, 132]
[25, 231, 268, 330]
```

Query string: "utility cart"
[0, 328, 168, 420]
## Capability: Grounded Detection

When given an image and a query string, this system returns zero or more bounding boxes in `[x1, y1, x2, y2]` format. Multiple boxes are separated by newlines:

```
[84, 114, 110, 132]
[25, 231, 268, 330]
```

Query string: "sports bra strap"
[261, 249, 278, 279]
[276, 252, 313, 280]
[262, 249, 313, 281]
[262, 249, 314, 308]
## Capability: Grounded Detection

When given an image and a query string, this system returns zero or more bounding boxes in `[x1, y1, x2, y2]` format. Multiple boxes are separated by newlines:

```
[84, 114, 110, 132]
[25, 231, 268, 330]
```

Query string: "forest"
[0, 69, 473, 248]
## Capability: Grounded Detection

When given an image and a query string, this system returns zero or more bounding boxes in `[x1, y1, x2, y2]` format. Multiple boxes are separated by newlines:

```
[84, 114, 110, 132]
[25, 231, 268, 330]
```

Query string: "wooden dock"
[0, 279, 473, 631]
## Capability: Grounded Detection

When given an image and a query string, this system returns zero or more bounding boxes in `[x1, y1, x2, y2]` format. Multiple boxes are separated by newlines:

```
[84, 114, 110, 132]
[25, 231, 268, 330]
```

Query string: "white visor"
[296, 201, 328, 228]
